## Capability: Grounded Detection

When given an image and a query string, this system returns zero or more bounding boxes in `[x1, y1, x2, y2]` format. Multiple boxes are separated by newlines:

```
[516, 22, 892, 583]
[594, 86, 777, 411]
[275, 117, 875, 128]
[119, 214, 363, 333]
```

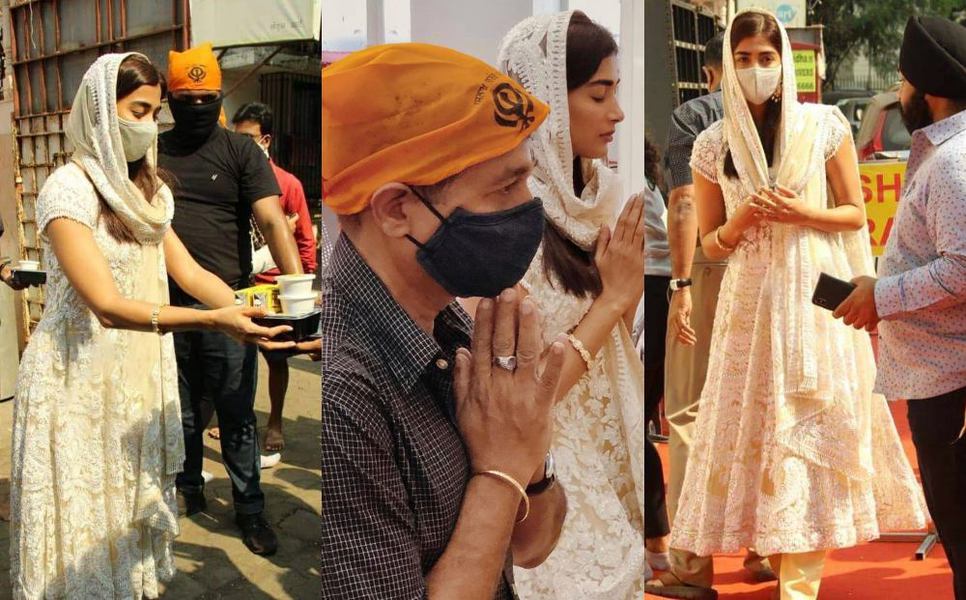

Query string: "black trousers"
[174, 317, 265, 515]
[907, 386, 966, 600]
[644, 275, 670, 539]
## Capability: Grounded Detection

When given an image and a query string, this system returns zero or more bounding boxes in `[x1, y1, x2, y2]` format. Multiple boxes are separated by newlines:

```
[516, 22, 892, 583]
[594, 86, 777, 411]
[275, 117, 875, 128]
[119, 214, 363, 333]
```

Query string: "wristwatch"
[526, 452, 556, 495]
[669, 278, 693, 292]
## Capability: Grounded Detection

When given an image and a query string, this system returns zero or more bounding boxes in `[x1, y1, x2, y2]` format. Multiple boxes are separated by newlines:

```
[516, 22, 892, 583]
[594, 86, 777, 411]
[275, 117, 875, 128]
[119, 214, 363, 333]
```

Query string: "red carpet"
[647, 400, 956, 599]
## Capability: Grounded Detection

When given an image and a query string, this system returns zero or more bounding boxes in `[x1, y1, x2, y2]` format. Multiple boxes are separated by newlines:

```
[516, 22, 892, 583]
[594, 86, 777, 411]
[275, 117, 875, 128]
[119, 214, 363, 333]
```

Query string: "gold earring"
[771, 86, 782, 103]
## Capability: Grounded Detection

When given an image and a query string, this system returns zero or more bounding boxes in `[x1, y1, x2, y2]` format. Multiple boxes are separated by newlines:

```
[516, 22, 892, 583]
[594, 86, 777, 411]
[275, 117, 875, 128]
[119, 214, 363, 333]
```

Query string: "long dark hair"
[541, 11, 617, 299]
[100, 54, 167, 243]
[723, 11, 783, 179]
[644, 135, 662, 189]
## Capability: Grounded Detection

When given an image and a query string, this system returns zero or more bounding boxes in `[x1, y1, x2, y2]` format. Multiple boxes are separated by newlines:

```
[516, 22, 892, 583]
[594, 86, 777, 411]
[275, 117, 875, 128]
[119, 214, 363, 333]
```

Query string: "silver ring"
[493, 355, 517, 371]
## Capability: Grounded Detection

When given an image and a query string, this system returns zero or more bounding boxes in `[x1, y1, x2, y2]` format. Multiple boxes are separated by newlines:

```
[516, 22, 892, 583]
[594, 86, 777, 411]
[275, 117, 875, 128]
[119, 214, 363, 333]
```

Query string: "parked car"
[822, 88, 875, 106]
[836, 96, 873, 137]
[854, 88, 911, 162]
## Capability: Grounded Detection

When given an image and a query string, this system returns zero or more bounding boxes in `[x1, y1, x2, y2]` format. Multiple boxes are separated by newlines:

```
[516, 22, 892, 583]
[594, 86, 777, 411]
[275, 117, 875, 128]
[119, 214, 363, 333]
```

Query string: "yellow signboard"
[793, 49, 816, 93]
[859, 160, 906, 256]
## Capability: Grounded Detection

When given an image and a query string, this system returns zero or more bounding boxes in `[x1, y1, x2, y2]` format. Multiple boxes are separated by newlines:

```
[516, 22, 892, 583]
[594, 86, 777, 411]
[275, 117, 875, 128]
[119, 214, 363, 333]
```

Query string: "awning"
[190, 0, 321, 48]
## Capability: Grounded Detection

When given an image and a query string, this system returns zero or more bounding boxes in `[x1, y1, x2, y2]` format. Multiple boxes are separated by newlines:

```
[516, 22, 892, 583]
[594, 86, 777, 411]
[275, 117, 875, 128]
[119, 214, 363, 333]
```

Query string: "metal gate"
[260, 71, 320, 210]
[9, 0, 188, 342]
[670, 0, 721, 106]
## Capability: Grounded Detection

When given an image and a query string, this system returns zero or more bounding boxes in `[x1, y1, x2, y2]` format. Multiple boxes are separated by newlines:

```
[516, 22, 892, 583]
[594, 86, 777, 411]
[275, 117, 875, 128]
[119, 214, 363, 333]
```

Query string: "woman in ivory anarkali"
[668, 10, 926, 600]
[11, 53, 290, 599]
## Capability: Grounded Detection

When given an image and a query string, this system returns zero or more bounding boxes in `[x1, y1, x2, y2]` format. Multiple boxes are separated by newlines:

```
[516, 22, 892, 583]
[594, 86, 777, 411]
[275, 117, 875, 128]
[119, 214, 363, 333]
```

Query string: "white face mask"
[118, 117, 158, 162]
[736, 65, 782, 105]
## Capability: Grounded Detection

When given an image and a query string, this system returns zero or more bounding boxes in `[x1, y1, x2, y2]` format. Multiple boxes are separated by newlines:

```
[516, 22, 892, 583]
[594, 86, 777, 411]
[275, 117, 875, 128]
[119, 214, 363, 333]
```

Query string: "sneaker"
[236, 512, 278, 556]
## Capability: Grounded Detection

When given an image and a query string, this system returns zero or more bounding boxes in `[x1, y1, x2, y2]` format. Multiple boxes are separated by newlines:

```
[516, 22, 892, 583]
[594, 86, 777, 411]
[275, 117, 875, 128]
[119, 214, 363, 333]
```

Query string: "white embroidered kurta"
[513, 246, 646, 600]
[11, 163, 182, 599]
[670, 107, 926, 557]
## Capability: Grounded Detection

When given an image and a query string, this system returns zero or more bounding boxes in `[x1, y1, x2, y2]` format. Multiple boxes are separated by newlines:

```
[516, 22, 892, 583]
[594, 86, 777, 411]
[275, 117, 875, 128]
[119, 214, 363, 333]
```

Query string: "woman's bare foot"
[264, 425, 285, 452]
[207, 427, 221, 440]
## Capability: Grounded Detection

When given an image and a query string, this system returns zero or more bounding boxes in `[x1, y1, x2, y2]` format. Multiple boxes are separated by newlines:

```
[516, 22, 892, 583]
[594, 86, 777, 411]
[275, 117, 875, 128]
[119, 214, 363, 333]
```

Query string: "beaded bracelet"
[567, 334, 595, 371]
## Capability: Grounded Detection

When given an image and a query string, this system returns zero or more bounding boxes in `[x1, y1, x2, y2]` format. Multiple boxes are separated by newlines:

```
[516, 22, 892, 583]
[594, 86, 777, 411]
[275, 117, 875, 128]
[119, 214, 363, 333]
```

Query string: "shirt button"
[435, 358, 449, 370]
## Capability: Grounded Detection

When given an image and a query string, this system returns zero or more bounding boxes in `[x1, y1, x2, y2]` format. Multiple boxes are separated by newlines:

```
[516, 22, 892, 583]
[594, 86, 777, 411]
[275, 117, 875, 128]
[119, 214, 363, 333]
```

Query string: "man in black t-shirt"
[159, 43, 301, 557]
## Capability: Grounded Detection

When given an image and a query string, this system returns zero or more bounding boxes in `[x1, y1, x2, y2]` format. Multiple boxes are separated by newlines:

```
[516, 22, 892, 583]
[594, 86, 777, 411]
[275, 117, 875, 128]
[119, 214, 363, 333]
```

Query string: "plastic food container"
[279, 293, 317, 316]
[252, 309, 321, 342]
[275, 274, 315, 297]
[234, 284, 281, 314]
[18, 260, 39, 270]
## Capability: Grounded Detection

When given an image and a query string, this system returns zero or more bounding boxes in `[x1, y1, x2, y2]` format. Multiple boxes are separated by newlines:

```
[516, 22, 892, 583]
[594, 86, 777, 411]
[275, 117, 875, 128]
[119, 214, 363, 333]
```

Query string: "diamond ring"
[493, 355, 517, 371]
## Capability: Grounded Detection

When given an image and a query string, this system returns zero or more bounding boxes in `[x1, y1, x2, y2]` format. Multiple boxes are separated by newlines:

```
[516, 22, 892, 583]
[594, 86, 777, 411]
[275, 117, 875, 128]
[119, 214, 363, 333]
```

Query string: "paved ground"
[0, 354, 322, 599]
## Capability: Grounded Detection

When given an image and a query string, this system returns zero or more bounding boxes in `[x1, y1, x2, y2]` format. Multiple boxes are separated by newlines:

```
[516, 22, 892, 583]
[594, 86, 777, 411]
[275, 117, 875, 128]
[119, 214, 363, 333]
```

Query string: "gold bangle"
[714, 227, 737, 253]
[567, 334, 595, 371]
[475, 470, 530, 523]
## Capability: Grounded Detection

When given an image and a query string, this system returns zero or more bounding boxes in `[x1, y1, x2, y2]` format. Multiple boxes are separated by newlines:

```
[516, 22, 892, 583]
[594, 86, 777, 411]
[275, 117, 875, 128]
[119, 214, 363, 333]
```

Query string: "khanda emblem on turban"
[188, 64, 207, 83]
[493, 82, 535, 131]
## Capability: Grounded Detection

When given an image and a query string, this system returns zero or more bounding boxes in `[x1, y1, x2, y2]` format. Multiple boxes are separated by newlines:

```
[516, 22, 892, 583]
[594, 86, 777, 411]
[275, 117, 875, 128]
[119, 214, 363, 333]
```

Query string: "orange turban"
[322, 43, 549, 216]
[168, 42, 222, 91]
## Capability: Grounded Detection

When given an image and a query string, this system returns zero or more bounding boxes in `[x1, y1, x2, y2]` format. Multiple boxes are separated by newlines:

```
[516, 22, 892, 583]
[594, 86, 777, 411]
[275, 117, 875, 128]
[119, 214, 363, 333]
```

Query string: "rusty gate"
[260, 70, 320, 209]
[8, 0, 188, 342]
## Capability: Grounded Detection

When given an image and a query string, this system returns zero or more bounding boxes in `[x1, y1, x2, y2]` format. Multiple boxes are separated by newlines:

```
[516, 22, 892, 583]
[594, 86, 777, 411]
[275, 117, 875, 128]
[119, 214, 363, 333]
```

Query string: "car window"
[882, 105, 912, 150]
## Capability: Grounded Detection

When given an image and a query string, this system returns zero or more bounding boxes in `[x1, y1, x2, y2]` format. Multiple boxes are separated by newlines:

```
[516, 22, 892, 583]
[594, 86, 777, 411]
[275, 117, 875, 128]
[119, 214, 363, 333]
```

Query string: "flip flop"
[260, 453, 281, 469]
[645, 572, 719, 600]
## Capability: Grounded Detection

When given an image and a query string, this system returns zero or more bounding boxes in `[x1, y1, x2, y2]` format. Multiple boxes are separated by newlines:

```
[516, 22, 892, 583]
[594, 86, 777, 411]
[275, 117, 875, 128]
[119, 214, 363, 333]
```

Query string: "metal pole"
[222, 45, 283, 98]
[366, 0, 385, 46]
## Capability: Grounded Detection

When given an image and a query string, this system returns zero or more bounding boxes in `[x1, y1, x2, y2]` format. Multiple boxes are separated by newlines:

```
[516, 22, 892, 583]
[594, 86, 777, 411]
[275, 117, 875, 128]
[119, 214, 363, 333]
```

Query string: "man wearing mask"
[232, 101, 317, 452]
[835, 15, 966, 599]
[159, 43, 301, 556]
[648, 31, 774, 600]
[321, 44, 568, 599]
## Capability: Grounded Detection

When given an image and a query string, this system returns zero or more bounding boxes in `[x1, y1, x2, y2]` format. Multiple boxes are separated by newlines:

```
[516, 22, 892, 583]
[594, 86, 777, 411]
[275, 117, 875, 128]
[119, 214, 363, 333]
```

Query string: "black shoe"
[236, 512, 278, 556]
[180, 490, 207, 516]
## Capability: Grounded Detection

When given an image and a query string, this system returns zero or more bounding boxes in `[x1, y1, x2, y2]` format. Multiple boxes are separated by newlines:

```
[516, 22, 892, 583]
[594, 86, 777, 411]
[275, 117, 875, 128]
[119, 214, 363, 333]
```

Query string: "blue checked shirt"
[874, 109, 966, 400]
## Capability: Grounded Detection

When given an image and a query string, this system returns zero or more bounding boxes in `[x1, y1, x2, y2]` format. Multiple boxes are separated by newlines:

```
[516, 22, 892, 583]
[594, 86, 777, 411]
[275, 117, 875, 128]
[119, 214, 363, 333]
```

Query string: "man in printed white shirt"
[835, 15, 966, 600]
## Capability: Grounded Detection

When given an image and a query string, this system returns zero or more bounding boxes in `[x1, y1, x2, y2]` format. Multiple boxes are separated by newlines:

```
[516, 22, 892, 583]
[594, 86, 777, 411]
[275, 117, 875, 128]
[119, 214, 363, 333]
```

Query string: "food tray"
[11, 269, 46, 287]
[252, 309, 321, 342]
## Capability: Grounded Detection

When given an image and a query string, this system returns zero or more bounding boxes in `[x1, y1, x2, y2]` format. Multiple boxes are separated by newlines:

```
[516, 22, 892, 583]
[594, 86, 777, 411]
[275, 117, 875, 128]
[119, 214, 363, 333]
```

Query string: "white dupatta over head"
[66, 53, 183, 533]
[722, 9, 877, 480]
[497, 11, 624, 251]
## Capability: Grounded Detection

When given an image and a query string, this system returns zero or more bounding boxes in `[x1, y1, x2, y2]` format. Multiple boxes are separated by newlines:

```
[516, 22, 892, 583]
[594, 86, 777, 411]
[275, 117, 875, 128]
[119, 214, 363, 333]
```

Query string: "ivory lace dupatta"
[65, 53, 183, 531]
[722, 10, 877, 480]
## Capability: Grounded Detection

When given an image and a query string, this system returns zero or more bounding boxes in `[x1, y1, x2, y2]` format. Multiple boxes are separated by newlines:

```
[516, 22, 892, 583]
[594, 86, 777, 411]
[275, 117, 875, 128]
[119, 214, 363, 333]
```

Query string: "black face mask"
[405, 189, 545, 298]
[900, 89, 933, 134]
[168, 95, 223, 146]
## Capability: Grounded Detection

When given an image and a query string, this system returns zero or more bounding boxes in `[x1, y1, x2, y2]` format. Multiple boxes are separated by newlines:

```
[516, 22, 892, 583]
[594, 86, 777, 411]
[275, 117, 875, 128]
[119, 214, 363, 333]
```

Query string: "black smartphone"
[812, 273, 856, 311]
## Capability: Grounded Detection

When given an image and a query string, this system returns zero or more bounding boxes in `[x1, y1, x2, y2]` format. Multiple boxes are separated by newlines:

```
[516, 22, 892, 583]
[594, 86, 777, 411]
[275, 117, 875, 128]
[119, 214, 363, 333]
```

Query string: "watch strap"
[670, 278, 693, 291]
[525, 473, 555, 496]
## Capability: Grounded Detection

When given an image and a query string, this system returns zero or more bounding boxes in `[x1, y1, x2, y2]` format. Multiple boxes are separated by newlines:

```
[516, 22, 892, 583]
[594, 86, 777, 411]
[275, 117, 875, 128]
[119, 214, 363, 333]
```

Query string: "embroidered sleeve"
[690, 124, 722, 184]
[824, 107, 852, 161]
[36, 167, 99, 234]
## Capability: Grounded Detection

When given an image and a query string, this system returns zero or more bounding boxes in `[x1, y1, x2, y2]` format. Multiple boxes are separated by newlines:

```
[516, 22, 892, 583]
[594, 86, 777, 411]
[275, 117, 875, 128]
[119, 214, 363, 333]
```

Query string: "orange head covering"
[168, 42, 222, 92]
[322, 43, 549, 216]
